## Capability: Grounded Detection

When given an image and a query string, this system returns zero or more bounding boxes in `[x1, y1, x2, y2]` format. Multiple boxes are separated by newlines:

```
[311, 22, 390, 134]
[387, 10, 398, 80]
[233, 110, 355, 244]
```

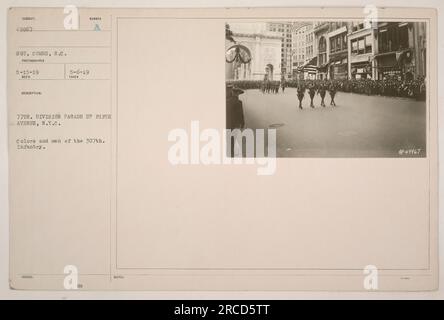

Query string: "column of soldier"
[295, 81, 337, 109]
[261, 79, 338, 109]
[259, 76, 426, 109]
[260, 80, 281, 94]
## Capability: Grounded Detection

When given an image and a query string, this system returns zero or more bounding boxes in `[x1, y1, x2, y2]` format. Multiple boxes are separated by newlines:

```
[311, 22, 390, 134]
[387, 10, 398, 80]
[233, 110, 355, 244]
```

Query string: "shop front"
[350, 61, 372, 79]
[374, 49, 414, 80]
[329, 57, 348, 80]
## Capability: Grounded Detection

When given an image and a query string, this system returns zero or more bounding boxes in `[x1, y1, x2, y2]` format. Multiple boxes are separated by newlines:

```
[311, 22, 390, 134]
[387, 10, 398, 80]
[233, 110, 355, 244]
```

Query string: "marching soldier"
[297, 83, 305, 110]
[260, 81, 265, 93]
[261, 74, 268, 94]
[318, 82, 327, 107]
[328, 82, 337, 106]
[281, 77, 287, 93]
[274, 81, 279, 94]
[308, 82, 316, 108]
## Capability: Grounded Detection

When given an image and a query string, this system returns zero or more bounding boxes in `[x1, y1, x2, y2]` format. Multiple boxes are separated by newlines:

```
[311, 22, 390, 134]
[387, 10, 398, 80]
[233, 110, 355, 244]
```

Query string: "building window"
[319, 36, 327, 53]
[399, 25, 409, 49]
[330, 33, 347, 54]
[365, 35, 372, 53]
[319, 36, 327, 65]
[358, 38, 365, 54]
[351, 35, 372, 55]
[351, 39, 358, 54]
[330, 38, 336, 52]
[378, 23, 410, 53]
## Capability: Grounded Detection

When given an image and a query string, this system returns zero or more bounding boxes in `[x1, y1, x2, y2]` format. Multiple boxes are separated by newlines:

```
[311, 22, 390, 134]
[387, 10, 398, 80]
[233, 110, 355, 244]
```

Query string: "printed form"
[8, 7, 438, 291]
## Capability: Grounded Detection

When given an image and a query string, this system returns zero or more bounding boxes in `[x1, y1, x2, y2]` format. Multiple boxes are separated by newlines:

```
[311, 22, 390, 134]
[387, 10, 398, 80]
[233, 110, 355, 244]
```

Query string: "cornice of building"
[348, 27, 372, 39]
[328, 26, 348, 38]
[313, 22, 329, 34]
[233, 32, 282, 40]
[292, 22, 312, 33]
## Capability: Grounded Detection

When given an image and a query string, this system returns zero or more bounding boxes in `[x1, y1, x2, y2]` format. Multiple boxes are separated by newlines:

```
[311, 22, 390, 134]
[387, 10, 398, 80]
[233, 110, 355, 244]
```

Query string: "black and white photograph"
[226, 21, 427, 157]
[3, 3, 441, 300]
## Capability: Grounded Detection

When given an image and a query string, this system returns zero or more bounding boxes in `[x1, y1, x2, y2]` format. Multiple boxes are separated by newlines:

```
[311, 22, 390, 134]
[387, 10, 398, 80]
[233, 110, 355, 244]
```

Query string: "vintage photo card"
[225, 20, 427, 158]
[8, 7, 438, 291]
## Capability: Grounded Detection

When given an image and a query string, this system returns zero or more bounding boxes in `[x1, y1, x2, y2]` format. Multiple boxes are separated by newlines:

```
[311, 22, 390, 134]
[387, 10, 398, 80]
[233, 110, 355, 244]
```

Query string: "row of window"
[378, 24, 409, 53]
[330, 34, 347, 53]
[278, 24, 411, 62]
[306, 45, 313, 57]
[318, 37, 327, 53]
[351, 35, 372, 55]
[306, 33, 313, 43]
[329, 22, 347, 31]
[351, 22, 366, 32]
[293, 54, 306, 61]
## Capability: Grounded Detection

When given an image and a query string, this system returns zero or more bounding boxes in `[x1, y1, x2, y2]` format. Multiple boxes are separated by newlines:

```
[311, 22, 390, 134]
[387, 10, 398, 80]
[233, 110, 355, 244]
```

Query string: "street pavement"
[239, 87, 426, 157]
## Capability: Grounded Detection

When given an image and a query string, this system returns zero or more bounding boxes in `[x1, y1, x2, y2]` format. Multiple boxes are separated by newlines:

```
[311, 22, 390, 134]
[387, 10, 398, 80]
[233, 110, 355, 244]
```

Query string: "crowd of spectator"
[226, 76, 426, 101]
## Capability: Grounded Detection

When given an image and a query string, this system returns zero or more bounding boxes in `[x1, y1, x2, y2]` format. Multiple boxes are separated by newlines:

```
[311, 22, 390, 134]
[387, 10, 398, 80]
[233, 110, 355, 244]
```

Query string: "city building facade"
[348, 21, 375, 79]
[291, 23, 309, 80]
[313, 22, 330, 79]
[373, 21, 427, 80]
[327, 22, 350, 80]
[226, 21, 427, 82]
[267, 22, 293, 79]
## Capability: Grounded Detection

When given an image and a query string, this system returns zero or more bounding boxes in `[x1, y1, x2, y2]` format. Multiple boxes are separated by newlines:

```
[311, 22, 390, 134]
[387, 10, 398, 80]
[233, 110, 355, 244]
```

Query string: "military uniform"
[308, 84, 316, 108]
[318, 84, 327, 107]
[328, 84, 337, 106]
[297, 85, 305, 109]
[281, 79, 287, 93]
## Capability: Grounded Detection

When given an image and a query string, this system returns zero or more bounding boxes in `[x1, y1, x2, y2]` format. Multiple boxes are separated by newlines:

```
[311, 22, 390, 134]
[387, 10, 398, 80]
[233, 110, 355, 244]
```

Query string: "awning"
[317, 63, 329, 72]
[306, 56, 317, 65]
[374, 51, 395, 59]
[374, 49, 411, 64]
[374, 52, 397, 68]
[328, 54, 347, 65]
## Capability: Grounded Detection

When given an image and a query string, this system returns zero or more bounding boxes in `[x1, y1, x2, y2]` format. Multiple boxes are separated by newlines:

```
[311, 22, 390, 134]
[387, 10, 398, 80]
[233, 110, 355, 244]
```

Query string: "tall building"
[327, 22, 351, 79]
[373, 22, 427, 80]
[267, 22, 293, 79]
[304, 23, 315, 64]
[313, 22, 330, 79]
[313, 21, 352, 80]
[348, 21, 375, 79]
[226, 21, 427, 82]
[303, 23, 317, 79]
[291, 22, 311, 79]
